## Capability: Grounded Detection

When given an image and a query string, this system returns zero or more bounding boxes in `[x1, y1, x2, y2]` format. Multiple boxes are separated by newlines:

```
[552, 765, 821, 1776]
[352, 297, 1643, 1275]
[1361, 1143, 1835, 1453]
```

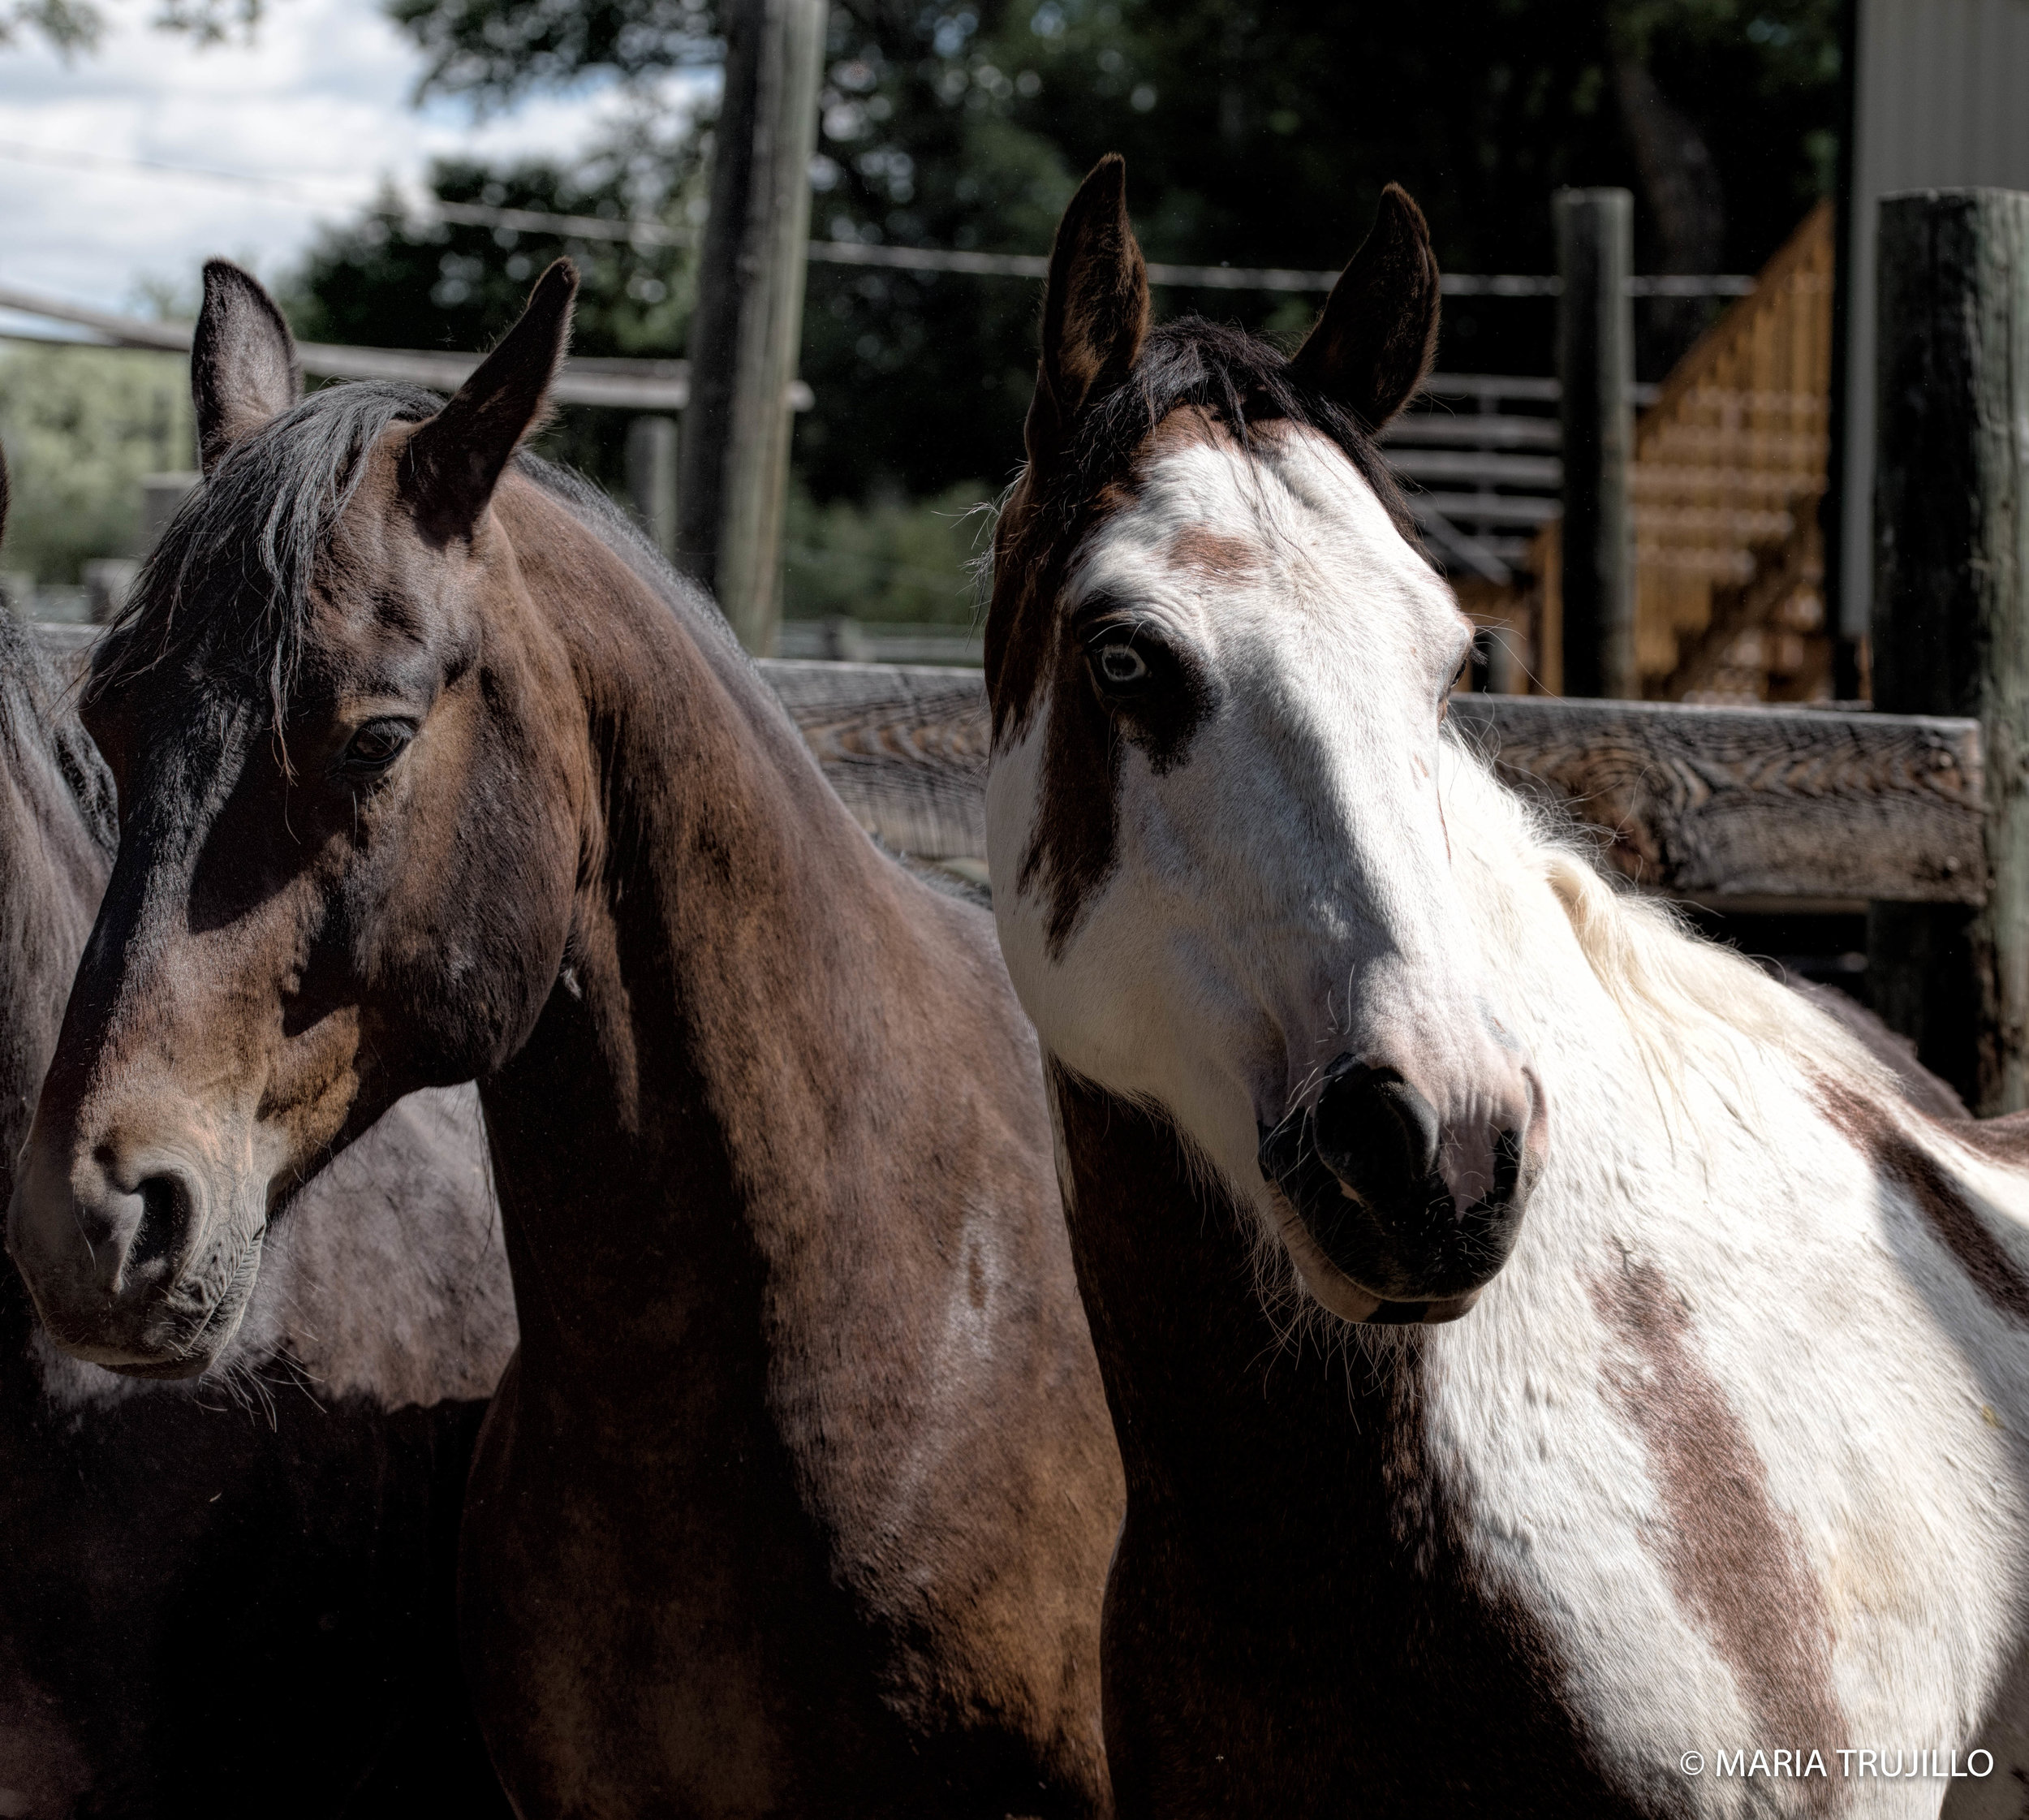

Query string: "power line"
[0, 138, 1756, 298]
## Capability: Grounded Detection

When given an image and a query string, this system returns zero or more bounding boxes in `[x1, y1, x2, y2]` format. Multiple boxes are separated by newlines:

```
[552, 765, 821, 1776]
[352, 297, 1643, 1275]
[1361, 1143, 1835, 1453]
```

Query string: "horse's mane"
[510, 455, 745, 658]
[86, 380, 741, 726]
[1439, 736, 1896, 1107]
[89, 382, 442, 722]
[0, 613, 115, 855]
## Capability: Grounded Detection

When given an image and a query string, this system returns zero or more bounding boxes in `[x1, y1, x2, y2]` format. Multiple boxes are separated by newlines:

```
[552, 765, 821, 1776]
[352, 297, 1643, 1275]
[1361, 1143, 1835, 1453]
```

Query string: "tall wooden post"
[1554, 188, 1637, 698]
[627, 415, 680, 561]
[1869, 188, 2029, 1114]
[675, 0, 825, 655]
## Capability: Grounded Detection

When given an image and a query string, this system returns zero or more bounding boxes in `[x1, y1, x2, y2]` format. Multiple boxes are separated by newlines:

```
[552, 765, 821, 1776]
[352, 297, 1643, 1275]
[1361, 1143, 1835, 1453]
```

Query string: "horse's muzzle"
[1257, 1052, 1536, 1317]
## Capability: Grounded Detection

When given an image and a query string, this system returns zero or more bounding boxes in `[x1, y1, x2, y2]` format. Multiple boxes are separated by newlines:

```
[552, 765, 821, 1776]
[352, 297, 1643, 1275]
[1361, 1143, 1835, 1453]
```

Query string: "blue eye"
[1095, 641, 1149, 686]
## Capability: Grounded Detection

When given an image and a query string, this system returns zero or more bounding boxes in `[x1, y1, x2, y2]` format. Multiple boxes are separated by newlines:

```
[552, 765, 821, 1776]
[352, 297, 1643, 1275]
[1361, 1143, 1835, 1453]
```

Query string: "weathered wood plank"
[1445, 694, 1984, 903]
[676, 0, 826, 654]
[763, 659, 990, 859]
[1868, 188, 2029, 1113]
[1554, 187, 1637, 698]
[763, 658, 1987, 905]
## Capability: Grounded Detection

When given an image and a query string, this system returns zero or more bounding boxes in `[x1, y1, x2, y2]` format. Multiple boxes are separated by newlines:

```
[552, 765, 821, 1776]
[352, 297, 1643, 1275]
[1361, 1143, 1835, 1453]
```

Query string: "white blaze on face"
[987, 420, 1509, 1255]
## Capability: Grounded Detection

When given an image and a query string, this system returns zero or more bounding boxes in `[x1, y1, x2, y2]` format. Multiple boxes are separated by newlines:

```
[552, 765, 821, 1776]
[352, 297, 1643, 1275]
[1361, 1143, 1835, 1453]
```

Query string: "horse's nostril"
[1312, 1062, 1441, 1206]
[1259, 1053, 1536, 1308]
[127, 1174, 189, 1274]
[1488, 1127, 1524, 1213]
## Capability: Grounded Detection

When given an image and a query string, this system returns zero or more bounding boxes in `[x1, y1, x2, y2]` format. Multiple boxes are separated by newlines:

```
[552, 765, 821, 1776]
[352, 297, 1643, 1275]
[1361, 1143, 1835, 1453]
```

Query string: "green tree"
[0, 344, 194, 583]
[363, 0, 1839, 499]
[2, 0, 267, 57]
[284, 128, 704, 490]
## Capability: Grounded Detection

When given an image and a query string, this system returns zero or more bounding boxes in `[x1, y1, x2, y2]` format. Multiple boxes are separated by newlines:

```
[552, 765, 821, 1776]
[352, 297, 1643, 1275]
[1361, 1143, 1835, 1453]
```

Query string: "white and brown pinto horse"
[983, 156, 2029, 1816]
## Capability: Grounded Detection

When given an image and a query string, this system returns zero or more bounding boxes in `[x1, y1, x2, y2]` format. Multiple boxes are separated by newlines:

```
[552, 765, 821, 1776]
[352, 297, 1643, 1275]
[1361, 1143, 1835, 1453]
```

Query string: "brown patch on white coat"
[1587, 1257, 1848, 1808]
[978, 159, 1580, 1813]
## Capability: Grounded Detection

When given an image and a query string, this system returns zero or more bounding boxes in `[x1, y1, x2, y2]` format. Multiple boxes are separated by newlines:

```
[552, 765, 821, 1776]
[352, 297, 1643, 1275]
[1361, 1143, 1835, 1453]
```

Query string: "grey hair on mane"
[90, 381, 442, 722]
[0, 612, 115, 853]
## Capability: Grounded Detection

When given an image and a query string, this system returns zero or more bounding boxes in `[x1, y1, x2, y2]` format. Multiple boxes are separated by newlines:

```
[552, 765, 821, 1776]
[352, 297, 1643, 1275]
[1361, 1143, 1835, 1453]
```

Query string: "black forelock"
[88, 381, 444, 723]
[1056, 317, 1425, 552]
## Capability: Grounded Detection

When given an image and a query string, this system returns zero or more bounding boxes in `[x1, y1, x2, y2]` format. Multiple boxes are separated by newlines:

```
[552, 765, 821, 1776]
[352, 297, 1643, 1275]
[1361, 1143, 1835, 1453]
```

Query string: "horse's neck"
[480, 494, 1027, 1362]
[0, 685, 110, 1188]
[1051, 1063, 1413, 1516]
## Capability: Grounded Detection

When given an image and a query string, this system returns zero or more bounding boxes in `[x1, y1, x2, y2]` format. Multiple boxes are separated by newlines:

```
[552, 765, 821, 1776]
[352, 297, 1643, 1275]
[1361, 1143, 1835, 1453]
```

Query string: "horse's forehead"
[313, 447, 462, 650]
[1070, 424, 1450, 643]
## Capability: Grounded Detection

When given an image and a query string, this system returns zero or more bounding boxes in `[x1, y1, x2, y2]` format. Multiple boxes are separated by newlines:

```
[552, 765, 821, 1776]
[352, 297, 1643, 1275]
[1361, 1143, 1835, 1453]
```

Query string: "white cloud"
[0, 0, 709, 315]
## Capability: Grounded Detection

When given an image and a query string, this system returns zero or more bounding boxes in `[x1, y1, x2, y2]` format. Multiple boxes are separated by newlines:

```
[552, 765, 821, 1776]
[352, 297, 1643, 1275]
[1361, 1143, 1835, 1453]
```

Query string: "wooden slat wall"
[1503, 203, 1837, 701]
[1631, 200, 1836, 699]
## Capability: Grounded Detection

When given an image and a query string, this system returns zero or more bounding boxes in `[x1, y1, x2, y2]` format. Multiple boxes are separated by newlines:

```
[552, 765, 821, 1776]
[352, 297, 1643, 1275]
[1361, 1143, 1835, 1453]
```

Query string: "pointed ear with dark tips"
[1025, 154, 1149, 474]
[1289, 183, 1441, 432]
[192, 260, 303, 473]
[401, 260, 578, 546]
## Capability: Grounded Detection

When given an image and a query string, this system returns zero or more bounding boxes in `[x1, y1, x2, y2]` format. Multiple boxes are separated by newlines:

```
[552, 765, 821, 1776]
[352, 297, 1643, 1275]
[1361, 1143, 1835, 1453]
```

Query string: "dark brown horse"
[0, 446, 516, 1816]
[10, 261, 1121, 1814]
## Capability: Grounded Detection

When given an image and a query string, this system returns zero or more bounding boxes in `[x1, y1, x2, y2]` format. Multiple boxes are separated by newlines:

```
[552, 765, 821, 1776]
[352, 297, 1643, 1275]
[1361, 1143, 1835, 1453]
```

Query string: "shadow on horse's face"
[984, 161, 1544, 1325]
[6, 260, 584, 1375]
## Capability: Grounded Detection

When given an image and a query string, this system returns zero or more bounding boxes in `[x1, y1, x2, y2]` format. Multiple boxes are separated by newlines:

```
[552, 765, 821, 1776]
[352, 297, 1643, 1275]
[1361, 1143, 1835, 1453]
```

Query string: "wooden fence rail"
[765, 660, 1984, 906]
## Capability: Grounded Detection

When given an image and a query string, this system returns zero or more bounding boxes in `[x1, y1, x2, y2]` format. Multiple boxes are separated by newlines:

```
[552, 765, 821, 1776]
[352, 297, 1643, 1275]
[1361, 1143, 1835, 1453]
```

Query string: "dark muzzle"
[1257, 1054, 1529, 1315]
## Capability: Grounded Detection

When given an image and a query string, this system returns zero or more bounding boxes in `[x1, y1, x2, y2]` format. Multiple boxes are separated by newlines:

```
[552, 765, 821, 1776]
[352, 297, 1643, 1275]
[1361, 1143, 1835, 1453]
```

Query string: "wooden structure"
[19, 628, 1985, 911]
[1838, 0, 2029, 653]
[1870, 188, 2029, 1115]
[1379, 373, 1562, 579]
[1489, 203, 1837, 702]
[676, 0, 828, 656]
[761, 658, 1980, 908]
[0, 281, 727, 413]
[1553, 188, 1638, 697]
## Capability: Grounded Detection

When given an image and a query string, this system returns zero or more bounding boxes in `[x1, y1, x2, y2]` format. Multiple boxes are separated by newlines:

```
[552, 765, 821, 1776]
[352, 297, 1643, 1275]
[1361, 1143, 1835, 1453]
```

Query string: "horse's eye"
[338, 718, 415, 778]
[1092, 640, 1150, 689]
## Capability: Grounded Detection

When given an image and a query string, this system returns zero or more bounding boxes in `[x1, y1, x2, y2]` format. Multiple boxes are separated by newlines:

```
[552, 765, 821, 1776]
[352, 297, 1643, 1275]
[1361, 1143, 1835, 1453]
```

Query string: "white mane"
[1435, 727, 1897, 1117]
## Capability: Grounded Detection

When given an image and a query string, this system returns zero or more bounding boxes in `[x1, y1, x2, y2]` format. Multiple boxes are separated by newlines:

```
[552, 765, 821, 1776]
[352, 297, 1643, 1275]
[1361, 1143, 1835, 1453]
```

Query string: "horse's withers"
[984, 166, 1542, 1324]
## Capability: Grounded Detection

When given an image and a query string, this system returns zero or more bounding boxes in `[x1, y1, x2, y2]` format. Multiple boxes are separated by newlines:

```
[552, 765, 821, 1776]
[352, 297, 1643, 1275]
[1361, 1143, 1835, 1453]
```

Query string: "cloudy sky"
[0, 0, 702, 327]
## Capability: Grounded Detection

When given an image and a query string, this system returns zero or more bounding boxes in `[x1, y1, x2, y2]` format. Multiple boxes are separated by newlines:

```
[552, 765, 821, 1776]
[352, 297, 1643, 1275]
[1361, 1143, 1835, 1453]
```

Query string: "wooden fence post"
[1870, 188, 2029, 1114]
[1554, 188, 1637, 699]
[627, 416, 680, 562]
[675, 0, 826, 655]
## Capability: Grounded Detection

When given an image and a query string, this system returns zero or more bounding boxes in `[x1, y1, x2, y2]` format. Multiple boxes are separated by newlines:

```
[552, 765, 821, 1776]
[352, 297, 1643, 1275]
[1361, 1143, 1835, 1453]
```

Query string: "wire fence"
[0, 140, 1756, 300]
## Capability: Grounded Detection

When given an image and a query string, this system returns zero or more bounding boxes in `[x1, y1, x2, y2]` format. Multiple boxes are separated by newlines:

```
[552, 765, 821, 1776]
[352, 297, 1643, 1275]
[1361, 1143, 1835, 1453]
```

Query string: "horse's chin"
[64, 1279, 255, 1382]
[1294, 1255, 1486, 1326]
[1269, 1188, 1489, 1326]
[108, 1352, 218, 1382]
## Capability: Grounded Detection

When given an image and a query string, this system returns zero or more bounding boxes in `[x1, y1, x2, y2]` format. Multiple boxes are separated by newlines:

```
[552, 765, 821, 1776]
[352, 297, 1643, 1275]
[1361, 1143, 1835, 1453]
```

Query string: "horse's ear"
[1026, 154, 1149, 473]
[1289, 183, 1441, 433]
[192, 260, 303, 473]
[401, 260, 577, 545]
